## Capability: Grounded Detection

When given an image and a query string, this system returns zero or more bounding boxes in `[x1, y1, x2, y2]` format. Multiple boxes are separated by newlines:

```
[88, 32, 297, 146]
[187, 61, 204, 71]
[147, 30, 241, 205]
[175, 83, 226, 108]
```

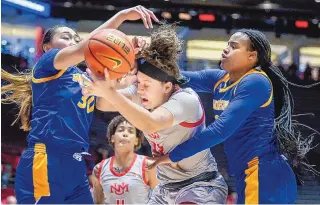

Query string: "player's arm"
[181, 69, 226, 93]
[169, 73, 272, 162]
[92, 163, 104, 204]
[53, 6, 158, 70]
[99, 89, 199, 134]
[98, 88, 173, 133]
[96, 84, 137, 112]
[146, 165, 159, 189]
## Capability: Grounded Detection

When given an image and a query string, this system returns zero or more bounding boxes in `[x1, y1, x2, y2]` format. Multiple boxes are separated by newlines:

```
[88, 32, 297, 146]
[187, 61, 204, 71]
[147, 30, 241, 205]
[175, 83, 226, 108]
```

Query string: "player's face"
[136, 72, 172, 110]
[44, 27, 80, 51]
[220, 32, 257, 73]
[112, 121, 139, 151]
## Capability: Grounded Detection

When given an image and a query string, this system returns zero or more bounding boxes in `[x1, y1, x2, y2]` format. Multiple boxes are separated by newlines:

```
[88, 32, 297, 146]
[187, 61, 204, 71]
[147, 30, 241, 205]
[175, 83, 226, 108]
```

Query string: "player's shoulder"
[137, 154, 150, 164]
[239, 71, 271, 90]
[35, 49, 60, 67]
[172, 87, 198, 98]
[168, 88, 201, 114]
[93, 158, 110, 178]
[171, 87, 200, 103]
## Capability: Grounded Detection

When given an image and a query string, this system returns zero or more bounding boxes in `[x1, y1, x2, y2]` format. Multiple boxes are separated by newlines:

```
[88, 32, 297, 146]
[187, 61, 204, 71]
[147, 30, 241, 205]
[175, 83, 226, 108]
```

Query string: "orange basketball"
[84, 29, 135, 79]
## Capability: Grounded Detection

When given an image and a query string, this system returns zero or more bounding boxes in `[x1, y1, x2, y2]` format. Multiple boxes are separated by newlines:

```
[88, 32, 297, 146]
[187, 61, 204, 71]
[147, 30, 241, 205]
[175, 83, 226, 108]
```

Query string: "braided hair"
[238, 29, 320, 176]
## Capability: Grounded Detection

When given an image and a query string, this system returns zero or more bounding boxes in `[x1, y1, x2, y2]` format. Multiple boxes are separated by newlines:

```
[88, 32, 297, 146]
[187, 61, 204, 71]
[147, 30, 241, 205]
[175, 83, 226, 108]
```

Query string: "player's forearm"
[102, 89, 158, 133]
[181, 69, 224, 93]
[169, 123, 229, 162]
[96, 97, 118, 112]
[54, 11, 128, 70]
[93, 191, 104, 204]
[75, 11, 127, 56]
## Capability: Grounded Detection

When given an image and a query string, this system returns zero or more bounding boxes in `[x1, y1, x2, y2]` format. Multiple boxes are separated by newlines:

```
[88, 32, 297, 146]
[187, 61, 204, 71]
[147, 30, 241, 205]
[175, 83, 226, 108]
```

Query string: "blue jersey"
[28, 49, 95, 153]
[170, 68, 276, 175]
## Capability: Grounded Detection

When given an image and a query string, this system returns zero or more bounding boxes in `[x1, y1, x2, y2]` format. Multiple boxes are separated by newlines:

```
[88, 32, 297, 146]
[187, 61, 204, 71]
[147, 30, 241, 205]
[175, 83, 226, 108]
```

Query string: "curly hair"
[106, 115, 144, 150]
[138, 22, 183, 79]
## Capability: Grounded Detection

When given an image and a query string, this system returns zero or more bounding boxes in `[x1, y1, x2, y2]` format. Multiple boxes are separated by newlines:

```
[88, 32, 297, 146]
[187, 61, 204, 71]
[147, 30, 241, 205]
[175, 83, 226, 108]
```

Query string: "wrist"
[103, 88, 117, 101]
[117, 10, 128, 21]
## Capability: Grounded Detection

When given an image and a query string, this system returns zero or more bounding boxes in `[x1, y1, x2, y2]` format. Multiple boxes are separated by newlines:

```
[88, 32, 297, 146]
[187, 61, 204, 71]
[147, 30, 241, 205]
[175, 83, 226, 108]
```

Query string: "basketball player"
[1, 6, 158, 204]
[81, 23, 228, 204]
[92, 115, 158, 204]
[148, 29, 320, 204]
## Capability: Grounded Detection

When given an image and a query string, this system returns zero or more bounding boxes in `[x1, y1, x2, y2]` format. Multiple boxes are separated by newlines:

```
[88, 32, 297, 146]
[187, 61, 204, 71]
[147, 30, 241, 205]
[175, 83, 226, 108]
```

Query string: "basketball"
[84, 29, 135, 79]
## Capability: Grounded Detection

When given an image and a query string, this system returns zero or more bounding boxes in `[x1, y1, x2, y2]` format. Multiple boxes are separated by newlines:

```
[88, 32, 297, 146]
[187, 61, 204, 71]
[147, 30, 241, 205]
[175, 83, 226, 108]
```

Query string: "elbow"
[140, 119, 159, 134]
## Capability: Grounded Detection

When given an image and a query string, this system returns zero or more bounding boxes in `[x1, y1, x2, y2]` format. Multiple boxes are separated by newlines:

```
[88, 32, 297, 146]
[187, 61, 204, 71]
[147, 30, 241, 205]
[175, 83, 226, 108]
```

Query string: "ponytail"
[1, 69, 32, 131]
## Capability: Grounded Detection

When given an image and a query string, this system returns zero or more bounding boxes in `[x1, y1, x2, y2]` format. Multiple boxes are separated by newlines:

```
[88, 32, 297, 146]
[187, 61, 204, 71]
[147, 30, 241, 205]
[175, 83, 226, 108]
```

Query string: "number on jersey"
[116, 199, 125, 205]
[77, 96, 94, 113]
[150, 141, 164, 154]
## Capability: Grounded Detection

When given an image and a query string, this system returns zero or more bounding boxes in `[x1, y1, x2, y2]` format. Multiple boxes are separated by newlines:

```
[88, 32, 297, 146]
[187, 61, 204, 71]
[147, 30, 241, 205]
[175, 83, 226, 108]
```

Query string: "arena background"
[1, 0, 320, 204]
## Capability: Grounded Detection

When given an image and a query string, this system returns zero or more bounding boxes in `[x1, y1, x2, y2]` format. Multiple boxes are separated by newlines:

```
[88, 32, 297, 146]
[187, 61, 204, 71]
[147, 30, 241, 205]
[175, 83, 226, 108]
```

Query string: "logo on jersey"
[97, 53, 122, 69]
[73, 153, 83, 161]
[213, 99, 229, 110]
[110, 182, 129, 195]
[148, 132, 160, 139]
[72, 73, 82, 83]
[73, 73, 91, 87]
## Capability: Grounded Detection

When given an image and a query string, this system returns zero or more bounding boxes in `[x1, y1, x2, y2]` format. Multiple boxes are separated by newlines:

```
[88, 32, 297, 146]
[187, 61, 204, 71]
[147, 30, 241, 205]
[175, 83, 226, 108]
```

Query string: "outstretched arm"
[169, 73, 272, 162]
[181, 69, 226, 93]
[54, 6, 158, 70]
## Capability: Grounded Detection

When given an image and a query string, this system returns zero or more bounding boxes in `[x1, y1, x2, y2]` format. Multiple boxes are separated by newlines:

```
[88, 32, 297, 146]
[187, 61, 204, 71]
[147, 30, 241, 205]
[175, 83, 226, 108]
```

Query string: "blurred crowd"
[1, 41, 319, 204]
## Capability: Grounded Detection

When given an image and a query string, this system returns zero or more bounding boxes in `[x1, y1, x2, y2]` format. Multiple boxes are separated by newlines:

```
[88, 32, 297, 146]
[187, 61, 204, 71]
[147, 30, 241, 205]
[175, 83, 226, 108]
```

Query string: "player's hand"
[146, 154, 173, 170]
[121, 5, 159, 29]
[116, 68, 138, 89]
[152, 150, 164, 157]
[81, 68, 117, 98]
[132, 36, 149, 55]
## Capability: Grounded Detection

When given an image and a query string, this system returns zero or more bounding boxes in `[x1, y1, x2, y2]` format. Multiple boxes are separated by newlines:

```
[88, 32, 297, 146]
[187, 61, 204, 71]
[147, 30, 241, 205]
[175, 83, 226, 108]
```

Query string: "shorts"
[235, 153, 297, 204]
[14, 143, 93, 204]
[148, 174, 227, 204]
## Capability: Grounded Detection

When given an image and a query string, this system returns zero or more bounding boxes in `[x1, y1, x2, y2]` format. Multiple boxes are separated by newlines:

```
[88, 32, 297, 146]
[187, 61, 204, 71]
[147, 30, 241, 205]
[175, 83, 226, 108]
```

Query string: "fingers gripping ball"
[84, 29, 135, 79]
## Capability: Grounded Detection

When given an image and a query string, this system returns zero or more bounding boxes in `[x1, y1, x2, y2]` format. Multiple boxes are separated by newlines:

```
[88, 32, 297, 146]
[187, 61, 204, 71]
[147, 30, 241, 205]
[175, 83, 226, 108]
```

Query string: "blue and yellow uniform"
[170, 68, 297, 204]
[15, 49, 95, 204]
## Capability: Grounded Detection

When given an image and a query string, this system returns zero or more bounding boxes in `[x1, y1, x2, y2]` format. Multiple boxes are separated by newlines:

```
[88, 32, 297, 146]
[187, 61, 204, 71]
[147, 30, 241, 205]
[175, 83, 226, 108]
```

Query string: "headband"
[137, 58, 188, 85]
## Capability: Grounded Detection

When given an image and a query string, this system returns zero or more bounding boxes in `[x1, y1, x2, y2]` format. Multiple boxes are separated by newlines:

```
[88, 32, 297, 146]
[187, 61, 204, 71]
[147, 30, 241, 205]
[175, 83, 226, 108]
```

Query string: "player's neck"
[229, 68, 252, 83]
[114, 150, 135, 167]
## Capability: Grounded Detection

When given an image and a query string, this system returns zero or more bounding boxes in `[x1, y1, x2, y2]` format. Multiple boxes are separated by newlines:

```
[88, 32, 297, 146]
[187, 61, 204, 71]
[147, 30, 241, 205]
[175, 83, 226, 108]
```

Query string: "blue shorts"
[235, 153, 297, 204]
[15, 143, 93, 204]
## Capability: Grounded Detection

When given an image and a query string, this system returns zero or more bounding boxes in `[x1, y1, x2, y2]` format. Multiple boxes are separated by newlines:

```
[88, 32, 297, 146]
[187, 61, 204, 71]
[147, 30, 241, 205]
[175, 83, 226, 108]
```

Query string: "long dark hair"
[238, 29, 320, 176]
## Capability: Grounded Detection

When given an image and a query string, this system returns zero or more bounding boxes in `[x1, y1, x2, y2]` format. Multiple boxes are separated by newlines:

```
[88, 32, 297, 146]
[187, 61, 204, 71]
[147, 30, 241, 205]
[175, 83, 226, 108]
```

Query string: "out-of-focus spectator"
[1, 165, 12, 187]
[287, 63, 299, 80]
[304, 63, 312, 81]
[311, 67, 319, 81]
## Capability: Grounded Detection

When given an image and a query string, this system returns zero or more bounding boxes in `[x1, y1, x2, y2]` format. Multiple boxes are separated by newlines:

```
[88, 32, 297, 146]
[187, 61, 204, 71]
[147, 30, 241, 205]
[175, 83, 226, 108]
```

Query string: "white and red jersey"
[98, 154, 151, 204]
[124, 86, 218, 184]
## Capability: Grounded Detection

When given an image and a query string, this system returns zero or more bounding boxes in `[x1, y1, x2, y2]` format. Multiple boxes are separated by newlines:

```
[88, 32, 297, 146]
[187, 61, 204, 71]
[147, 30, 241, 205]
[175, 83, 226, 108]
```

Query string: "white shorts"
[148, 174, 228, 204]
